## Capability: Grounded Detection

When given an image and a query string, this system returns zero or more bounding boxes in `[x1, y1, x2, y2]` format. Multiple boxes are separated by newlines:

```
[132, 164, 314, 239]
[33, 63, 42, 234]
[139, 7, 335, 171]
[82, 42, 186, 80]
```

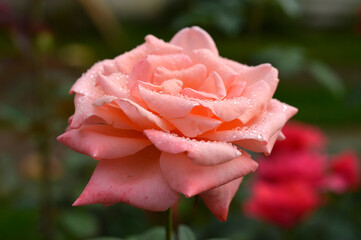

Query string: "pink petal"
[138, 85, 199, 118]
[144, 34, 183, 55]
[159, 152, 257, 197]
[181, 88, 218, 100]
[200, 178, 243, 221]
[238, 63, 279, 97]
[201, 99, 298, 154]
[73, 146, 179, 211]
[128, 54, 192, 90]
[198, 71, 227, 98]
[57, 125, 151, 160]
[71, 94, 99, 128]
[144, 129, 241, 165]
[238, 80, 272, 124]
[111, 98, 174, 131]
[70, 60, 106, 96]
[70, 61, 108, 128]
[84, 103, 136, 130]
[191, 49, 239, 86]
[170, 26, 219, 56]
[222, 57, 249, 73]
[97, 72, 129, 98]
[153, 64, 207, 89]
[161, 79, 183, 95]
[166, 114, 222, 137]
[196, 97, 249, 122]
[115, 35, 183, 74]
[226, 80, 246, 98]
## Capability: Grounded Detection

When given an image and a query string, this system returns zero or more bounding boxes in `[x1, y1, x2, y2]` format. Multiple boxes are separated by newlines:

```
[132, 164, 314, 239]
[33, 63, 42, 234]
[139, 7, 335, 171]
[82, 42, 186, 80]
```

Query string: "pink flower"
[244, 181, 320, 227]
[323, 150, 360, 193]
[58, 26, 297, 221]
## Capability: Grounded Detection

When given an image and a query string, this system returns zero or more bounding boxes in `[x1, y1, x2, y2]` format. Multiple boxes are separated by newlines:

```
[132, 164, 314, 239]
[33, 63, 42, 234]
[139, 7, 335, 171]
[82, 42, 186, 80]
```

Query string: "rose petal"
[170, 26, 219, 56]
[167, 114, 222, 137]
[201, 99, 298, 154]
[71, 61, 107, 96]
[226, 80, 246, 98]
[57, 125, 151, 160]
[73, 146, 179, 211]
[200, 177, 243, 221]
[111, 98, 174, 131]
[181, 88, 218, 100]
[159, 152, 257, 197]
[128, 54, 192, 90]
[138, 85, 199, 118]
[83, 103, 136, 130]
[115, 35, 183, 74]
[198, 71, 227, 98]
[153, 64, 207, 89]
[196, 97, 249, 122]
[238, 80, 272, 124]
[222, 57, 249, 73]
[144, 129, 242, 166]
[239, 63, 279, 97]
[191, 49, 239, 86]
[97, 72, 129, 98]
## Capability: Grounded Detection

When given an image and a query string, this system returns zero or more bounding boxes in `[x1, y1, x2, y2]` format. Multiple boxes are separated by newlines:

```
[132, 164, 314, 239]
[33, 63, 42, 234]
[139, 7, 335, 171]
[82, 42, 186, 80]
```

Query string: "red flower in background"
[244, 181, 320, 228]
[272, 121, 326, 154]
[243, 122, 360, 228]
[323, 151, 360, 193]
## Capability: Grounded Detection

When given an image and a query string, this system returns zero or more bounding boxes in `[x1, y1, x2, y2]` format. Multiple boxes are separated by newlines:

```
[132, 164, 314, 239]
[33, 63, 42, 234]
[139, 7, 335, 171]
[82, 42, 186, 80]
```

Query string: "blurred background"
[0, 0, 360, 239]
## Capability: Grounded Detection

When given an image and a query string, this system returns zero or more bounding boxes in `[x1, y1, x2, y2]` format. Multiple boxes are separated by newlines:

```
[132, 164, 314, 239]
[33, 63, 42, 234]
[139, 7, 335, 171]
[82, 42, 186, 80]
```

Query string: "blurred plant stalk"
[29, 0, 54, 239]
[77, 0, 124, 49]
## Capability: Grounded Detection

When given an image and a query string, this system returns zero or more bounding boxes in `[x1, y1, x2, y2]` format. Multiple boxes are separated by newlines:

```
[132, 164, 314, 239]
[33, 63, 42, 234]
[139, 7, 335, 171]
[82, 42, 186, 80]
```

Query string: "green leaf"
[88, 238, 123, 240]
[275, 0, 300, 17]
[178, 225, 196, 240]
[126, 227, 166, 240]
[308, 61, 345, 97]
[60, 211, 99, 238]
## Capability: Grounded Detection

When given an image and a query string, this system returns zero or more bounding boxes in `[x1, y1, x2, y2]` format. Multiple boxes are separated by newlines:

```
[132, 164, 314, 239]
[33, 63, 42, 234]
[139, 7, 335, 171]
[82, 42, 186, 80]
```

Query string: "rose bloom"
[58, 26, 297, 221]
[244, 181, 320, 228]
[243, 122, 326, 227]
[323, 150, 360, 193]
[271, 121, 326, 154]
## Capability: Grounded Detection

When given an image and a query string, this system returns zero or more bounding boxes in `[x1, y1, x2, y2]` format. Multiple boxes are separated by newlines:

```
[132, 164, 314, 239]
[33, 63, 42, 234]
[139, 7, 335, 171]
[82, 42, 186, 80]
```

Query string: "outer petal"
[238, 63, 279, 99]
[200, 177, 243, 221]
[144, 129, 241, 165]
[138, 85, 199, 118]
[57, 125, 151, 160]
[97, 72, 130, 98]
[92, 97, 174, 132]
[70, 61, 108, 128]
[73, 146, 179, 211]
[159, 152, 258, 197]
[201, 99, 298, 154]
[170, 26, 219, 56]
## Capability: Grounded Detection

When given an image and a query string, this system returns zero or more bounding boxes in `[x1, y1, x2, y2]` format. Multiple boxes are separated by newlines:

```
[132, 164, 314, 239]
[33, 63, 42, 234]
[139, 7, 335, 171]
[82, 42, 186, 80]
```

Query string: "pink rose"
[58, 26, 297, 221]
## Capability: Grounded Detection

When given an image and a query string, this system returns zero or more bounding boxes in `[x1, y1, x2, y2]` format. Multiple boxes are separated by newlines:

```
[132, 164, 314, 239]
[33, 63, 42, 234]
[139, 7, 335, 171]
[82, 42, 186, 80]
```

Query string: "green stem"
[166, 207, 173, 240]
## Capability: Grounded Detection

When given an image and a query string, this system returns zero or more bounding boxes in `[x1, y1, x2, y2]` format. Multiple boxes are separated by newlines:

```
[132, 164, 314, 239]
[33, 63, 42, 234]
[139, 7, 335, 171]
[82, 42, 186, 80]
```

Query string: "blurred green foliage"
[0, 0, 360, 239]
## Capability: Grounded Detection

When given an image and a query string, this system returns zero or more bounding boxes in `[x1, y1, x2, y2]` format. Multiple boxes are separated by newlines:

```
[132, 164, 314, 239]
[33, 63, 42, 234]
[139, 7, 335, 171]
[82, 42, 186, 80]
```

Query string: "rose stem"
[166, 207, 173, 240]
